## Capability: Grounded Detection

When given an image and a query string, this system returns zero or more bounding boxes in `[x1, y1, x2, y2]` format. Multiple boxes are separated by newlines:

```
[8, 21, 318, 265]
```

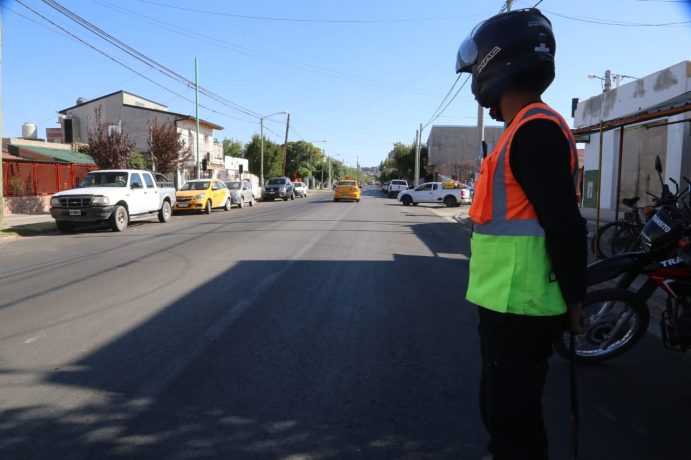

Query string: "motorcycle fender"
[587, 252, 647, 287]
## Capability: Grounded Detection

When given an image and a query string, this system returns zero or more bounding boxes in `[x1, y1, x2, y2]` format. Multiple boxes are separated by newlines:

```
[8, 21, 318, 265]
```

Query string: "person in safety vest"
[456, 8, 587, 460]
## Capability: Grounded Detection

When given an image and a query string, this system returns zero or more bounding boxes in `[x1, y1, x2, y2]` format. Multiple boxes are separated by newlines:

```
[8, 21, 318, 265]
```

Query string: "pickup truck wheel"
[158, 201, 172, 222]
[110, 205, 128, 232]
[444, 196, 458, 208]
[55, 220, 75, 233]
[401, 195, 412, 206]
[205, 200, 212, 214]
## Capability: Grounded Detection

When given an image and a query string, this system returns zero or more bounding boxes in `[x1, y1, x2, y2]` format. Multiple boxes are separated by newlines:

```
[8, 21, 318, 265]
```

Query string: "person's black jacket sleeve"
[509, 118, 588, 304]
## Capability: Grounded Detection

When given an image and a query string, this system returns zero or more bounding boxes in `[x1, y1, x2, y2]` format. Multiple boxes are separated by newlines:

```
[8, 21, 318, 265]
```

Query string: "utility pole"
[260, 117, 265, 186]
[604, 69, 612, 92]
[195, 58, 200, 179]
[328, 156, 332, 189]
[282, 113, 290, 176]
[414, 123, 422, 187]
[0, 9, 4, 228]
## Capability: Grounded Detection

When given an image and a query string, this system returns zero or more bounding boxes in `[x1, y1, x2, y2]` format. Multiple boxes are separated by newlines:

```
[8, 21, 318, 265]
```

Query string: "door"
[142, 172, 161, 213]
[128, 173, 148, 215]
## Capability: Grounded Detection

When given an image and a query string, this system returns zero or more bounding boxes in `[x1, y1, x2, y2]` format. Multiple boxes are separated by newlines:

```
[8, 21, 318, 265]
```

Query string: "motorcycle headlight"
[50, 197, 61, 207]
[91, 195, 110, 205]
[193, 193, 206, 200]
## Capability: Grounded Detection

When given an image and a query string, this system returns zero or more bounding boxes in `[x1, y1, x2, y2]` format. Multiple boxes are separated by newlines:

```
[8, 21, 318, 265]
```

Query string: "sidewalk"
[2, 212, 55, 229]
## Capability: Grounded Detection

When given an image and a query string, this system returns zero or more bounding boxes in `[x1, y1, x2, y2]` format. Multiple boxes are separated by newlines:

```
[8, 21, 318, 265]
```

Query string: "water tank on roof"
[76, 97, 88, 105]
[22, 122, 38, 139]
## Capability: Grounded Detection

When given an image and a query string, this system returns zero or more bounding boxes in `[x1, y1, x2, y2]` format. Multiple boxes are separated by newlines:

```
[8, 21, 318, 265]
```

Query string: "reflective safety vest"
[466, 102, 578, 316]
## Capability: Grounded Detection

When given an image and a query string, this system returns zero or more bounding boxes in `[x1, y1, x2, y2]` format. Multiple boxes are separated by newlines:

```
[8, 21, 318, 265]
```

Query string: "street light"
[308, 140, 327, 188]
[260, 111, 288, 186]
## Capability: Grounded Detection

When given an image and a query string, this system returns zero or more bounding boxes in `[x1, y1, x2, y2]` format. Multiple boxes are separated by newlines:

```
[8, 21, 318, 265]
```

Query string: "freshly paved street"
[0, 188, 689, 459]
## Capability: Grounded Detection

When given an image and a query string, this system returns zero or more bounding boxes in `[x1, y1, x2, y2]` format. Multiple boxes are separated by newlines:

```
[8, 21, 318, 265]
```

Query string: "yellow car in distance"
[174, 178, 231, 214]
[333, 180, 361, 202]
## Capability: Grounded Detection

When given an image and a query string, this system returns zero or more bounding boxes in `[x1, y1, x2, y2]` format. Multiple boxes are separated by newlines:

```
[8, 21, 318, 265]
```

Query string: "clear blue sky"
[2, 0, 690, 168]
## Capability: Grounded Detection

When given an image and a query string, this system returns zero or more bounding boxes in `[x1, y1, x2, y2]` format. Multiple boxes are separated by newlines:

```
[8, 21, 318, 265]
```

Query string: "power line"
[93, 0, 440, 98]
[135, 0, 476, 24]
[41, 0, 265, 120]
[424, 75, 471, 129]
[14, 0, 259, 127]
[424, 74, 462, 127]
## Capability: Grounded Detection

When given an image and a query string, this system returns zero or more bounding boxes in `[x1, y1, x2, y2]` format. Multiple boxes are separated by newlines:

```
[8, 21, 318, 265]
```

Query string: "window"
[143, 173, 155, 188]
[131, 173, 143, 188]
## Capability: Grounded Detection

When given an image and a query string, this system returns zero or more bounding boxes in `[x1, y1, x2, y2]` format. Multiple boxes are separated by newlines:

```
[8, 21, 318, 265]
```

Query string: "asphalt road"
[0, 187, 690, 459]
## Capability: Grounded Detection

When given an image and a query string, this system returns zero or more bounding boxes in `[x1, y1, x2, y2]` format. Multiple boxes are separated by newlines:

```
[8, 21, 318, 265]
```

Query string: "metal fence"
[2, 160, 98, 196]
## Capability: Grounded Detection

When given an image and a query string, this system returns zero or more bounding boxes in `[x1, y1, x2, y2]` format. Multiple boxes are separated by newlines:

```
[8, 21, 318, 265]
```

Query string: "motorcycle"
[555, 158, 691, 362]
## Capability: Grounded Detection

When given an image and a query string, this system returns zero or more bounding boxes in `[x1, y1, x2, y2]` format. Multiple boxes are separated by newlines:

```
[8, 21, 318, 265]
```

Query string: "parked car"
[262, 177, 295, 201]
[224, 180, 256, 208]
[174, 178, 231, 214]
[333, 180, 361, 202]
[387, 179, 409, 198]
[49, 169, 176, 232]
[293, 181, 308, 198]
[381, 181, 390, 193]
[397, 181, 471, 207]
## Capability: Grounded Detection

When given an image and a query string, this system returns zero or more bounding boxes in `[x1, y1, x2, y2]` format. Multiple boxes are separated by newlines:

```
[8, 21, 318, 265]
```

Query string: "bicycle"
[592, 196, 651, 259]
[592, 158, 690, 259]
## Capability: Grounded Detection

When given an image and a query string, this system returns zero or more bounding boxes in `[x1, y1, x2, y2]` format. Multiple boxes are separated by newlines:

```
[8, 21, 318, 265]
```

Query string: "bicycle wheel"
[593, 222, 639, 258]
[610, 224, 641, 255]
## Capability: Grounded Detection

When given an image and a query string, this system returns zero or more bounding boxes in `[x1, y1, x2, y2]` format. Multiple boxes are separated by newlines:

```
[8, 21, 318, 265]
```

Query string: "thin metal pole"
[0, 9, 4, 228]
[195, 58, 200, 179]
[282, 113, 290, 176]
[615, 126, 625, 221]
[260, 117, 264, 186]
[594, 119, 604, 258]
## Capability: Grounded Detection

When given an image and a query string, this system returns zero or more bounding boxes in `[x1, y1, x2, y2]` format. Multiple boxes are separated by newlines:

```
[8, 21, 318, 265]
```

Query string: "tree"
[285, 141, 324, 180]
[222, 138, 243, 157]
[128, 150, 149, 169]
[243, 135, 283, 179]
[87, 106, 136, 169]
[148, 118, 191, 175]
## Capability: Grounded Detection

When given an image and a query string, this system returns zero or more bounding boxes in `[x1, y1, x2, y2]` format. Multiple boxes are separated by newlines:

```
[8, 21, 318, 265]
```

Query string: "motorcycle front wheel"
[555, 288, 650, 363]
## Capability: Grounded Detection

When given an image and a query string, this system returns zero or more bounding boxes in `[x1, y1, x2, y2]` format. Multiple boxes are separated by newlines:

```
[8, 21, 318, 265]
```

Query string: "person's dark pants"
[478, 307, 564, 460]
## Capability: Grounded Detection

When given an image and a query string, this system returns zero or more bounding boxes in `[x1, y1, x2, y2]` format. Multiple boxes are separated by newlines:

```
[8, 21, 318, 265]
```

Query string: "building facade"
[58, 91, 224, 184]
[425, 125, 503, 182]
[573, 60, 691, 220]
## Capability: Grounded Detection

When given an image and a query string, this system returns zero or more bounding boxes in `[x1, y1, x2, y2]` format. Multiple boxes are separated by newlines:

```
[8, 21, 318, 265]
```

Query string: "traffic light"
[239, 164, 244, 175]
[202, 158, 208, 171]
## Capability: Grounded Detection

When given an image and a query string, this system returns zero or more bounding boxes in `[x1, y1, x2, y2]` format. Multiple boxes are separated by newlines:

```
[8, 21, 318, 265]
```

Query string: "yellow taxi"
[333, 179, 361, 202]
[173, 178, 231, 214]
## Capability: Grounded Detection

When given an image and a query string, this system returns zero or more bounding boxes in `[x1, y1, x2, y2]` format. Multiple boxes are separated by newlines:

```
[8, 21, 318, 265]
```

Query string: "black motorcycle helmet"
[456, 8, 556, 120]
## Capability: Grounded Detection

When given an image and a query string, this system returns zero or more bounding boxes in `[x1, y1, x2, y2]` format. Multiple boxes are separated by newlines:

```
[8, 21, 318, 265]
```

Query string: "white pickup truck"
[387, 179, 409, 198]
[397, 181, 471, 207]
[49, 169, 176, 232]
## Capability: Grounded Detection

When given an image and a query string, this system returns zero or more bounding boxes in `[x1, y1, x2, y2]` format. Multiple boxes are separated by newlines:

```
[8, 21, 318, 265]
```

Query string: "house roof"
[8, 144, 95, 164]
[58, 90, 224, 131]
[59, 90, 167, 114]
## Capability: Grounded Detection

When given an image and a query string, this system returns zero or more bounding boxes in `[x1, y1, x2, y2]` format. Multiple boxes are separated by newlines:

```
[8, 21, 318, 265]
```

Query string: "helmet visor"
[455, 22, 484, 73]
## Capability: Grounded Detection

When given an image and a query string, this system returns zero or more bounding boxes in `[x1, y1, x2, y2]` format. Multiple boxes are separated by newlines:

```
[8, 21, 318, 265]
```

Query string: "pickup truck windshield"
[180, 181, 210, 191]
[79, 172, 129, 187]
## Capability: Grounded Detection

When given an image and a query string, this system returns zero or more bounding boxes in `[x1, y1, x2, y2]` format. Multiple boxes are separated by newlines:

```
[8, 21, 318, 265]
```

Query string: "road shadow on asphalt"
[3, 218, 690, 459]
[0, 219, 485, 459]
